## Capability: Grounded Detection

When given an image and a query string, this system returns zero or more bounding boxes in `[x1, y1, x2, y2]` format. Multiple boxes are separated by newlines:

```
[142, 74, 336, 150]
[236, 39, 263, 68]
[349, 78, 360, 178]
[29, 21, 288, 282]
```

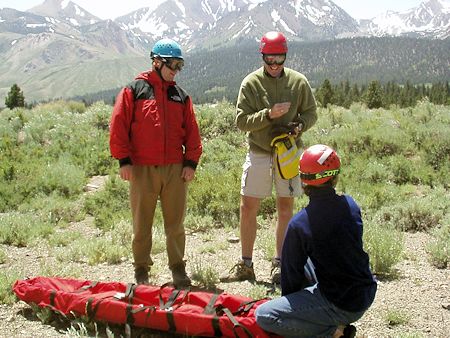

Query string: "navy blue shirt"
[281, 187, 377, 312]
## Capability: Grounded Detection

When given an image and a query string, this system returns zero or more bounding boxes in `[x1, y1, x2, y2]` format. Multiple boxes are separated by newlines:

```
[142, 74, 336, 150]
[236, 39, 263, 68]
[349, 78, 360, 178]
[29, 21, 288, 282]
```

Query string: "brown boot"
[270, 258, 281, 284]
[134, 267, 149, 285]
[171, 262, 191, 288]
[220, 260, 256, 282]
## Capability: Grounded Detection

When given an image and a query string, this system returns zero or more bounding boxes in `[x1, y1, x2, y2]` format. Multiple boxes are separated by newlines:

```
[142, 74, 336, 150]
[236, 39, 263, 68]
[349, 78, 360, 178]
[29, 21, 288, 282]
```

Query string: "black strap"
[85, 297, 102, 321]
[49, 290, 56, 307]
[159, 283, 190, 310]
[203, 294, 222, 337]
[203, 293, 220, 315]
[126, 305, 157, 328]
[222, 307, 253, 338]
[75, 281, 98, 293]
[160, 288, 182, 310]
[46, 290, 67, 318]
[166, 312, 176, 333]
[125, 283, 136, 302]
[235, 300, 259, 314]
[211, 316, 222, 337]
[125, 303, 135, 325]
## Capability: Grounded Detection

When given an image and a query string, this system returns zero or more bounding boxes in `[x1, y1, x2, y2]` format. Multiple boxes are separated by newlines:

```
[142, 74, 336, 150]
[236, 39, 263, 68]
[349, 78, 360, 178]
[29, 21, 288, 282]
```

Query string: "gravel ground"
[0, 178, 448, 337]
[1, 229, 448, 338]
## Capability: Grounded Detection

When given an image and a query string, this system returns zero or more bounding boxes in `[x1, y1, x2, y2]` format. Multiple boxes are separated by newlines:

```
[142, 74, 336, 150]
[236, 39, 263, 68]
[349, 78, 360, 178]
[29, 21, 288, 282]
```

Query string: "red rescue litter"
[13, 276, 279, 337]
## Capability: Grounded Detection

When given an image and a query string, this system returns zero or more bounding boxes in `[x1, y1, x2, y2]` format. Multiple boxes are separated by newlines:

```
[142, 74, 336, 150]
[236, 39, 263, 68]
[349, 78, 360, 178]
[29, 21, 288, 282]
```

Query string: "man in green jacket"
[221, 31, 317, 284]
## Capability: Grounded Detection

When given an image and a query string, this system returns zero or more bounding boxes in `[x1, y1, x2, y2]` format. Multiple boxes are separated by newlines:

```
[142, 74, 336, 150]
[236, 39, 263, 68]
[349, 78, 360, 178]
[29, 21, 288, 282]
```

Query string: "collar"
[308, 186, 336, 199]
[136, 70, 176, 87]
[263, 67, 286, 79]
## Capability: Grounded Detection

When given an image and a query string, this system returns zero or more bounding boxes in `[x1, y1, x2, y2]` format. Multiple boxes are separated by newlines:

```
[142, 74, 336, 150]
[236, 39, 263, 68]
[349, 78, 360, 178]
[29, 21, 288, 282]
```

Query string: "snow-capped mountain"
[361, 0, 450, 38]
[0, 0, 448, 104]
[28, 0, 100, 26]
[115, 0, 360, 48]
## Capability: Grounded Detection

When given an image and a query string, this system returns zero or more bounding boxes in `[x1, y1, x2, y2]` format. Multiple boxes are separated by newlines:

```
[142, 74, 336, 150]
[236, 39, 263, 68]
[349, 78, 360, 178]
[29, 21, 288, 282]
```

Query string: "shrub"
[196, 101, 238, 140]
[84, 175, 130, 231]
[256, 218, 276, 261]
[86, 237, 128, 265]
[38, 157, 86, 197]
[188, 163, 241, 227]
[191, 260, 219, 289]
[374, 193, 445, 232]
[18, 193, 85, 226]
[426, 220, 449, 269]
[184, 214, 216, 233]
[150, 224, 166, 255]
[363, 220, 404, 276]
[0, 269, 20, 304]
[385, 309, 410, 326]
[0, 248, 6, 264]
[47, 231, 83, 247]
[0, 212, 53, 247]
[38, 260, 82, 278]
[342, 183, 415, 213]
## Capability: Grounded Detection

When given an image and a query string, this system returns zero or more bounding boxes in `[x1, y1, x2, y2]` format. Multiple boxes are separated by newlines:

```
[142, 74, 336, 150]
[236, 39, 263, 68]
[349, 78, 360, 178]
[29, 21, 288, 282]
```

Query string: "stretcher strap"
[159, 283, 190, 310]
[125, 283, 136, 303]
[160, 289, 182, 310]
[236, 299, 259, 314]
[49, 290, 56, 307]
[203, 293, 222, 336]
[85, 297, 102, 321]
[222, 307, 253, 338]
[213, 317, 222, 337]
[203, 293, 219, 315]
[74, 282, 98, 293]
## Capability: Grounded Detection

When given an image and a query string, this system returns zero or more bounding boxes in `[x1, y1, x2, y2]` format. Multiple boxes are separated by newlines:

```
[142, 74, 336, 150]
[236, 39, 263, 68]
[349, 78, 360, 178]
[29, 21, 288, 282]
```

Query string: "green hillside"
[72, 37, 450, 105]
[1, 36, 448, 105]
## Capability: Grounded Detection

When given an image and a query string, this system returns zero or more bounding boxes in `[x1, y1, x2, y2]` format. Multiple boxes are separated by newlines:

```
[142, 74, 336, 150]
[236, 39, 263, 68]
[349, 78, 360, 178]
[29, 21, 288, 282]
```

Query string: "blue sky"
[0, 0, 433, 20]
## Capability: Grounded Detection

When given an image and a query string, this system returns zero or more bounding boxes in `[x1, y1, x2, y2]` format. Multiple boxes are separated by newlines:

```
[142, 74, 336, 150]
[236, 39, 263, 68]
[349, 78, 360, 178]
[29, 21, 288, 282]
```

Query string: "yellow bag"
[270, 133, 301, 179]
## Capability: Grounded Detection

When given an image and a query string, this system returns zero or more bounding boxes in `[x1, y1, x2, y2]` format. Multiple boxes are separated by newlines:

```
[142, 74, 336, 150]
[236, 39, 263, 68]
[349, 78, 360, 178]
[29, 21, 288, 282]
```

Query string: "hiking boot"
[134, 267, 149, 285]
[171, 262, 191, 288]
[270, 258, 281, 284]
[342, 324, 356, 338]
[220, 260, 256, 282]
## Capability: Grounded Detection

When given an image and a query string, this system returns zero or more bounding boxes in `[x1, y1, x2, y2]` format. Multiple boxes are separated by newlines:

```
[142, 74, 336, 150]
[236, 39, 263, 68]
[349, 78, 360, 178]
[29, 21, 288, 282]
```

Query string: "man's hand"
[181, 166, 196, 182]
[119, 165, 132, 181]
[268, 102, 291, 119]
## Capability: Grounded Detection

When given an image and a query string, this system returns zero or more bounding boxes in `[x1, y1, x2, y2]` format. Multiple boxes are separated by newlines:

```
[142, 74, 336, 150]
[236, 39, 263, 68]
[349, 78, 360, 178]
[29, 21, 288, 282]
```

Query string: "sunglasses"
[263, 54, 286, 65]
[164, 58, 184, 71]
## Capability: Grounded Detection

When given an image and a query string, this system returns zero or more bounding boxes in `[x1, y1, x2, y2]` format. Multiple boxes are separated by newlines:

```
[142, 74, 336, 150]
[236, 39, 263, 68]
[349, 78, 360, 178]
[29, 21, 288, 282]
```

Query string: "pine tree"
[349, 83, 360, 104]
[317, 79, 334, 107]
[365, 80, 383, 109]
[5, 84, 25, 109]
[342, 80, 352, 108]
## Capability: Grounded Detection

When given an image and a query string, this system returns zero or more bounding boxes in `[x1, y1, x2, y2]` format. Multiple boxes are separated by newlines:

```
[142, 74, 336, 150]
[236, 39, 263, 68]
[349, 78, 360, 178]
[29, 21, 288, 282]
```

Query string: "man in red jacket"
[109, 38, 202, 288]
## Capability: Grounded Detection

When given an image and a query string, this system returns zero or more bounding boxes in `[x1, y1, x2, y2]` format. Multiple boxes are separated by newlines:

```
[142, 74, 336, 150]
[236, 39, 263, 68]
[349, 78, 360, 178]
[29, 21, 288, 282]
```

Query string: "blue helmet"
[150, 39, 183, 60]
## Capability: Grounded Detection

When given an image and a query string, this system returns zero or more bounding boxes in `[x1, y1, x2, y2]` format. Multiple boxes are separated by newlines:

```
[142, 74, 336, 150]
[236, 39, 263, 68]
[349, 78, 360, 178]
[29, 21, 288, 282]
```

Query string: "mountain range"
[0, 0, 449, 104]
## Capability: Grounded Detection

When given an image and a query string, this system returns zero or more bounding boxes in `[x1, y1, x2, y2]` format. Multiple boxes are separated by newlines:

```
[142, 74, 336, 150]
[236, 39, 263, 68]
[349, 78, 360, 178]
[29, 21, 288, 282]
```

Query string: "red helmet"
[259, 31, 288, 54]
[299, 144, 341, 186]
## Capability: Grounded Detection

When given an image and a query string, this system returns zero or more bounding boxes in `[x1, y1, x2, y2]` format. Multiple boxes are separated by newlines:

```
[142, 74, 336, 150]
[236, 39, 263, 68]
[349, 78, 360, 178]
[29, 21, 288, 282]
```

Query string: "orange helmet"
[259, 31, 288, 54]
[299, 144, 341, 186]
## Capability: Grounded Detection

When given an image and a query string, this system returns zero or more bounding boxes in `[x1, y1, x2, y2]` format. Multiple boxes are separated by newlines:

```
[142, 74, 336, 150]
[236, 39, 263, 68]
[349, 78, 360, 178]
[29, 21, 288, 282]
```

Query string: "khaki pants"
[130, 164, 187, 270]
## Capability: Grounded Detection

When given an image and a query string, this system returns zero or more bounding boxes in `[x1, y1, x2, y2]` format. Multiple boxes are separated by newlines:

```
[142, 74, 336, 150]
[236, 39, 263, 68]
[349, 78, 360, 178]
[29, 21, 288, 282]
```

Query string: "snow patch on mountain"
[365, 0, 450, 38]
[60, 0, 70, 9]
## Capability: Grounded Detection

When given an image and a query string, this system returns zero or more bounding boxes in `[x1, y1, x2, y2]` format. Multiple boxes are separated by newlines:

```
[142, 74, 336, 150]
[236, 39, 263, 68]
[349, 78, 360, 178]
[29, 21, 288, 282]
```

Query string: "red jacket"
[109, 71, 202, 168]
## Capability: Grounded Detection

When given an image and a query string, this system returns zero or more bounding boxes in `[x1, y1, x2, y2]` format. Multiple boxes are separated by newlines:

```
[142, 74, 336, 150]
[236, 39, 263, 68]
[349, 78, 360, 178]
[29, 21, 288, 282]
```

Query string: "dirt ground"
[0, 178, 448, 337]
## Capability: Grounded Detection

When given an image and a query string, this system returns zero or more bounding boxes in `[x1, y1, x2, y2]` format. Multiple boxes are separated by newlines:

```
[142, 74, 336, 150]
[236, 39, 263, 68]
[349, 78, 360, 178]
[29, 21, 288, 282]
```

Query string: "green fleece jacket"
[236, 67, 317, 153]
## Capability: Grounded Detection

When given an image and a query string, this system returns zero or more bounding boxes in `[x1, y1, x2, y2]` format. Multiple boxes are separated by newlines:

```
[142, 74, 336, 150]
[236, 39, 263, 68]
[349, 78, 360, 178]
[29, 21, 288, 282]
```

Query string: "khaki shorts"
[240, 151, 302, 198]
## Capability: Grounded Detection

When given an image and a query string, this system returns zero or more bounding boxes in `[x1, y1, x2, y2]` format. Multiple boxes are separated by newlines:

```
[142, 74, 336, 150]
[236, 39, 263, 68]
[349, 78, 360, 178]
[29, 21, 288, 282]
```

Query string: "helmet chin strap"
[153, 58, 166, 80]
